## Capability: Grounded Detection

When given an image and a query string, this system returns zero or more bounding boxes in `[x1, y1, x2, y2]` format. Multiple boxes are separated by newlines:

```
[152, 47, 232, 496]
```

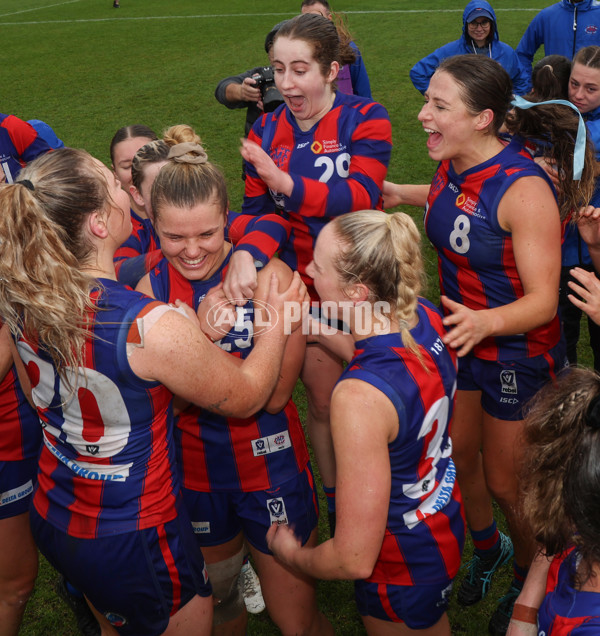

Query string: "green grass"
[3, 0, 592, 633]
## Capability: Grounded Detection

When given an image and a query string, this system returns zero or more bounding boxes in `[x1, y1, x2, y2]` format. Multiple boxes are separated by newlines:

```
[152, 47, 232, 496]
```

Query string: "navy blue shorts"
[30, 501, 211, 635]
[354, 579, 454, 629]
[182, 463, 318, 554]
[457, 341, 567, 420]
[0, 457, 36, 519]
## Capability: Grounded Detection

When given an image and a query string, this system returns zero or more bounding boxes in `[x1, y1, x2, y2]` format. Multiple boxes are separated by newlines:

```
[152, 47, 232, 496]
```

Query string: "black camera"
[251, 66, 284, 113]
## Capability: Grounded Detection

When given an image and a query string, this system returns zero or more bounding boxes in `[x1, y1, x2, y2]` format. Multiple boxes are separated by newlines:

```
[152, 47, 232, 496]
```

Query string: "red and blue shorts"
[30, 500, 210, 635]
[181, 463, 318, 553]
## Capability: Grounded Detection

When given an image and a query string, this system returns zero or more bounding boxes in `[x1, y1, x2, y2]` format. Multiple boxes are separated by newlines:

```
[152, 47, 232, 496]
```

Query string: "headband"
[511, 95, 587, 181]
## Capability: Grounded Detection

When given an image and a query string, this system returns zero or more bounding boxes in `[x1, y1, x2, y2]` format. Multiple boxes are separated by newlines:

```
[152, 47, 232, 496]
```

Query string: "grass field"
[2, 0, 587, 634]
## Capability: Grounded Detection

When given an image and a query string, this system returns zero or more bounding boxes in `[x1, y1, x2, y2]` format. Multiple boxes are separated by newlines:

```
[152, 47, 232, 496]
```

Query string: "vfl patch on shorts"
[267, 497, 289, 525]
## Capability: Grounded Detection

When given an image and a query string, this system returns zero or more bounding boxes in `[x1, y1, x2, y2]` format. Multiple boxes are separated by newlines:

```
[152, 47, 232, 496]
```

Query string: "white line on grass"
[0, 0, 82, 19]
[0, 7, 540, 27]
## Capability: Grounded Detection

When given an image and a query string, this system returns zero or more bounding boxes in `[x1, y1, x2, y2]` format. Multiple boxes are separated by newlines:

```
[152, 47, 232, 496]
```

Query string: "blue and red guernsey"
[148, 254, 309, 493]
[0, 113, 52, 183]
[424, 136, 560, 362]
[338, 299, 465, 586]
[538, 549, 600, 634]
[0, 317, 41, 460]
[17, 280, 179, 539]
[242, 92, 392, 297]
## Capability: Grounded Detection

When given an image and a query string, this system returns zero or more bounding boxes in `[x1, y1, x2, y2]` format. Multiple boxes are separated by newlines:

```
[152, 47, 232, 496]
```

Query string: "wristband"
[511, 603, 538, 625]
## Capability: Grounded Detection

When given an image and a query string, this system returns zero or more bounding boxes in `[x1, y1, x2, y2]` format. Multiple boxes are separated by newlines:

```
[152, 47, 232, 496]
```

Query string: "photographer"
[215, 21, 287, 144]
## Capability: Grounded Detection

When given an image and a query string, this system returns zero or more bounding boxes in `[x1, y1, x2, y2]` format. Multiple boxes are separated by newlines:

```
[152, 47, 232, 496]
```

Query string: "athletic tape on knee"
[206, 548, 245, 625]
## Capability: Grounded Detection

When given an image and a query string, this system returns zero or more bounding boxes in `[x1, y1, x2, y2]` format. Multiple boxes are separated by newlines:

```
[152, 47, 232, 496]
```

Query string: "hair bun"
[167, 142, 208, 165]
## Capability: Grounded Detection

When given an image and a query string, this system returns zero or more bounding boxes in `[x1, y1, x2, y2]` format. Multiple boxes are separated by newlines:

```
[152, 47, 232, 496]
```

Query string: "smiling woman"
[415, 54, 596, 635]
[233, 13, 392, 540]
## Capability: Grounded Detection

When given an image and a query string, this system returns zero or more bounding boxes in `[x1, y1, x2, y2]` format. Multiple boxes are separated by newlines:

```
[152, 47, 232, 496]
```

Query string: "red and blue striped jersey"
[424, 136, 560, 362]
[17, 280, 179, 539]
[0, 113, 52, 183]
[538, 549, 600, 634]
[0, 365, 41, 461]
[242, 92, 392, 297]
[338, 299, 465, 585]
[148, 254, 309, 492]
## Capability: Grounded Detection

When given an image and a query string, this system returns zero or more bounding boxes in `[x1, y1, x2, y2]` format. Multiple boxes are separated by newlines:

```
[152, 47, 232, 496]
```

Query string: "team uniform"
[148, 253, 317, 552]
[0, 113, 52, 183]
[424, 136, 567, 420]
[409, 1, 529, 96]
[516, 0, 600, 91]
[338, 299, 464, 628]
[537, 549, 600, 634]
[0, 319, 42, 518]
[18, 280, 210, 635]
[114, 209, 291, 289]
[242, 90, 392, 298]
[559, 104, 600, 370]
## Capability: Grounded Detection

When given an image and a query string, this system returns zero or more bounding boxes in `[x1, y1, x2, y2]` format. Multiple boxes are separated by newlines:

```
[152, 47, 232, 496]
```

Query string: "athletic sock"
[322, 484, 336, 514]
[512, 562, 528, 589]
[470, 521, 501, 559]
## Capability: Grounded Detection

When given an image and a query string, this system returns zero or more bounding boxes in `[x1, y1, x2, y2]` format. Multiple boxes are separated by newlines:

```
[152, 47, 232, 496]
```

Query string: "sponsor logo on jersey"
[297, 141, 310, 149]
[43, 434, 132, 481]
[455, 193, 479, 214]
[86, 445, 100, 455]
[447, 182, 459, 194]
[252, 431, 291, 456]
[586, 25, 598, 35]
[267, 497, 289, 525]
[500, 370, 518, 395]
[311, 139, 345, 154]
[0, 480, 33, 507]
[191, 521, 211, 534]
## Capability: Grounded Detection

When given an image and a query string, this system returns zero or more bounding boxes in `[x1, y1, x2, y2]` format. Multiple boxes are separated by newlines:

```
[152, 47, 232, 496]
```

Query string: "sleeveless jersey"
[242, 91, 392, 297]
[337, 299, 465, 585]
[148, 254, 309, 492]
[538, 549, 600, 634]
[0, 364, 41, 461]
[424, 136, 560, 362]
[17, 279, 179, 539]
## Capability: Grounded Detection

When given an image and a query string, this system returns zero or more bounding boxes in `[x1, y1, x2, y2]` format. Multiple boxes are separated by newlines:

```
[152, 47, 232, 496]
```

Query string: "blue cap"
[466, 8, 494, 23]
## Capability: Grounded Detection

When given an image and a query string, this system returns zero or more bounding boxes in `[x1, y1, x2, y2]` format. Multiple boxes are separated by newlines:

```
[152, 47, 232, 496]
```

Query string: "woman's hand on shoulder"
[440, 295, 493, 357]
[223, 250, 258, 305]
[240, 138, 293, 196]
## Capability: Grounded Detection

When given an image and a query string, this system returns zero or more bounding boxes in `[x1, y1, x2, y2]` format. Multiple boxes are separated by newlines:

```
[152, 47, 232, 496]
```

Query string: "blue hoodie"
[517, 0, 600, 92]
[409, 1, 529, 95]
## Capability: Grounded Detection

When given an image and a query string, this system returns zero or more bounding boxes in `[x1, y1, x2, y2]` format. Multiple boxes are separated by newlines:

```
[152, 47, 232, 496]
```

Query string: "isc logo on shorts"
[500, 370, 518, 395]
[267, 497, 289, 526]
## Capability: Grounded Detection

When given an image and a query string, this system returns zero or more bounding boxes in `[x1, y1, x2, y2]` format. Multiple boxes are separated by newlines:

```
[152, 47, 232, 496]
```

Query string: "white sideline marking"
[0, 8, 540, 26]
[0, 0, 83, 19]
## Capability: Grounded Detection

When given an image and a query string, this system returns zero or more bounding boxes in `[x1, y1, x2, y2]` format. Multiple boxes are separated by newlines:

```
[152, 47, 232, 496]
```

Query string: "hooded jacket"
[517, 0, 600, 92]
[409, 1, 529, 95]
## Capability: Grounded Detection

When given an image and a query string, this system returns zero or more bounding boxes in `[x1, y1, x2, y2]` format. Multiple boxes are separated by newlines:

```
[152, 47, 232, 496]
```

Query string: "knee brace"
[205, 548, 245, 625]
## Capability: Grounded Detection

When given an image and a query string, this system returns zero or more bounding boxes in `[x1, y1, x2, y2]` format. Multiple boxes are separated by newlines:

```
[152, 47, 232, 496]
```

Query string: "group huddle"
[2, 2, 600, 636]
